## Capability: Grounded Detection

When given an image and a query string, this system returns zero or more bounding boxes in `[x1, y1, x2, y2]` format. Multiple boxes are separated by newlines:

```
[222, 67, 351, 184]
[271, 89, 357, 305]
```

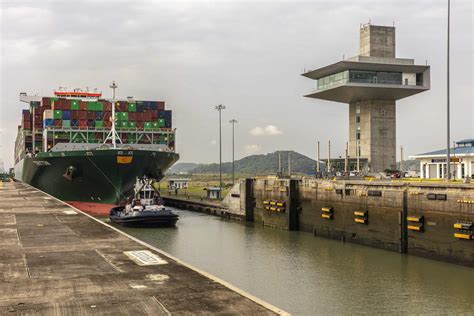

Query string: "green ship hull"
[14, 149, 178, 207]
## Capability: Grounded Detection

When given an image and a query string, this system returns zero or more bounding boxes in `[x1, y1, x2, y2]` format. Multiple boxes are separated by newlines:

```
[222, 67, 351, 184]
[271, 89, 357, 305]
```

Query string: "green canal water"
[108, 209, 474, 315]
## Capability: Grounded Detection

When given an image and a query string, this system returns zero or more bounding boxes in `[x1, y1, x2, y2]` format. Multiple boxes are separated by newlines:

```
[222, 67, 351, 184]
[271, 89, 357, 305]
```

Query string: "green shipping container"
[71, 100, 79, 110]
[157, 118, 165, 127]
[128, 103, 136, 112]
[62, 120, 70, 128]
[129, 121, 136, 128]
[152, 122, 160, 130]
[96, 121, 104, 128]
[144, 122, 153, 130]
[120, 121, 129, 129]
[96, 102, 103, 111]
[53, 110, 62, 119]
[86, 102, 95, 111]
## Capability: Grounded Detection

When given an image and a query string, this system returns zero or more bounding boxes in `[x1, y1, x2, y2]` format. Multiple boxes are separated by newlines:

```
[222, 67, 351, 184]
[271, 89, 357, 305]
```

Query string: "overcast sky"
[0, 0, 472, 169]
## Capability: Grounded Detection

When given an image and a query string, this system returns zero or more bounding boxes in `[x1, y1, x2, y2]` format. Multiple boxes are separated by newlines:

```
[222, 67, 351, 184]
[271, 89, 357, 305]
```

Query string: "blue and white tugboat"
[110, 177, 179, 227]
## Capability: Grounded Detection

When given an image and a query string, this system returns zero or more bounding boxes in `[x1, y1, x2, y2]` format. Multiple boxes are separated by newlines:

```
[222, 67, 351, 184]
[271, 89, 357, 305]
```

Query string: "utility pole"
[229, 119, 237, 185]
[344, 142, 348, 174]
[278, 152, 282, 177]
[31, 103, 36, 155]
[328, 140, 331, 174]
[215, 104, 226, 195]
[446, 0, 451, 180]
[316, 141, 320, 174]
[400, 146, 404, 173]
[356, 141, 360, 173]
[288, 152, 291, 177]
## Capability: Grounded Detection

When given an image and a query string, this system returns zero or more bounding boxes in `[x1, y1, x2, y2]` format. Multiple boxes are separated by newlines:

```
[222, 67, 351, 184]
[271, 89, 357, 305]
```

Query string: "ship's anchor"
[63, 166, 77, 181]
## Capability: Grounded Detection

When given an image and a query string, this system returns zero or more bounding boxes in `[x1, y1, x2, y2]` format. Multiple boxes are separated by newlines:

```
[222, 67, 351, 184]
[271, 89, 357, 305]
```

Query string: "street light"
[215, 104, 226, 196]
[446, 0, 451, 180]
[229, 119, 237, 185]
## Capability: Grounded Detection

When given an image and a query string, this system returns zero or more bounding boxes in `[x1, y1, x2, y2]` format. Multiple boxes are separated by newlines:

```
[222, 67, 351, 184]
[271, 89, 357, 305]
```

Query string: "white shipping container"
[43, 109, 54, 119]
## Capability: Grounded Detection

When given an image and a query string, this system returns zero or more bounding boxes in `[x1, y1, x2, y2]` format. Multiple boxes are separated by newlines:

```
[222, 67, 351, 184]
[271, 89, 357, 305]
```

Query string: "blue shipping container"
[62, 110, 71, 120]
[87, 120, 95, 127]
[71, 119, 79, 127]
[163, 110, 172, 128]
[95, 111, 103, 120]
[43, 119, 54, 127]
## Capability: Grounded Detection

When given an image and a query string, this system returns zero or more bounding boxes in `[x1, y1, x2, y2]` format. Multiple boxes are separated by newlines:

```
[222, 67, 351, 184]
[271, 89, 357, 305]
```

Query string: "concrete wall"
[246, 178, 474, 266]
[349, 100, 396, 172]
[359, 24, 396, 58]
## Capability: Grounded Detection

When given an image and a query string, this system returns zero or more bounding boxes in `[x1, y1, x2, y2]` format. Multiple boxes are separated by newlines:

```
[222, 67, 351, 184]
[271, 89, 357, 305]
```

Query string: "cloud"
[250, 125, 283, 136]
[244, 144, 261, 155]
[249, 126, 264, 136]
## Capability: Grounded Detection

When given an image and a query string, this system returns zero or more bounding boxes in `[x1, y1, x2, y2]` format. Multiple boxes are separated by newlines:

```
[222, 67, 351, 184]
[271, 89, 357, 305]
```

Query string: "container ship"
[14, 83, 179, 215]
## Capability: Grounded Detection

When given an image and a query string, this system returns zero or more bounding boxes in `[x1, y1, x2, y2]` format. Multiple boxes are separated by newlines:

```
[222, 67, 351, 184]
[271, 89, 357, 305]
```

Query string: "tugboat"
[110, 177, 179, 227]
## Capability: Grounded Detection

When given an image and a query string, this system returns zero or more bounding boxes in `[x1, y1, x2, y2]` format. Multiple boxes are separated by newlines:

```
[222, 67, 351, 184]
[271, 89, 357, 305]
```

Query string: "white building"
[168, 178, 190, 190]
[412, 139, 474, 180]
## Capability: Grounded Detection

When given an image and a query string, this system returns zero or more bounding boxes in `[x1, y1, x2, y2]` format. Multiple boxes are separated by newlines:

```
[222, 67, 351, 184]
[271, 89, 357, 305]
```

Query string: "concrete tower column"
[349, 100, 396, 172]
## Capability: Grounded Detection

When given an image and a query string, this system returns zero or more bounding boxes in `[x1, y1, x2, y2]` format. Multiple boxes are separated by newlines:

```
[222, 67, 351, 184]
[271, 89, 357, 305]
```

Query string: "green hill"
[182, 151, 317, 175]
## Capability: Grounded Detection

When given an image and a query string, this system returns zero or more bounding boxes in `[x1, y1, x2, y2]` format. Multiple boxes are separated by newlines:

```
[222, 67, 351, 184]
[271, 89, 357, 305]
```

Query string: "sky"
[0, 0, 472, 169]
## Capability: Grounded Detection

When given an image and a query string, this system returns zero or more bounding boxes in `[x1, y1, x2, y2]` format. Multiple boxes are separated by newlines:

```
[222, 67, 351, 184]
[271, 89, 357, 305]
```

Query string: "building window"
[439, 164, 443, 179]
[356, 116, 360, 123]
[356, 132, 360, 140]
[348, 70, 402, 85]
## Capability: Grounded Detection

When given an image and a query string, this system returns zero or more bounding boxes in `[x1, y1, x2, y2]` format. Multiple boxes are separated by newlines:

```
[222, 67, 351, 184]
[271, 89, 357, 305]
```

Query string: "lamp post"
[215, 104, 226, 196]
[229, 119, 237, 185]
[446, 0, 451, 180]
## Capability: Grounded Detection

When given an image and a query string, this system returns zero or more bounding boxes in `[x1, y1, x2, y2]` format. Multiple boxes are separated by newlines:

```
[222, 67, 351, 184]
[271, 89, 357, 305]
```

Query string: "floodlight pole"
[229, 119, 237, 185]
[446, 0, 451, 180]
[215, 104, 226, 195]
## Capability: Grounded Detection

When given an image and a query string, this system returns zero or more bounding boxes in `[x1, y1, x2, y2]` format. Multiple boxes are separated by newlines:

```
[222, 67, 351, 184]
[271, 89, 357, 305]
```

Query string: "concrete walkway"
[0, 181, 284, 315]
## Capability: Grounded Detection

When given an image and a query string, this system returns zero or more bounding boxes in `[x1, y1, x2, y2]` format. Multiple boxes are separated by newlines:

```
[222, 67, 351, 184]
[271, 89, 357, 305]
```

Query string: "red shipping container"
[128, 112, 136, 121]
[79, 101, 87, 111]
[104, 102, 112, 111]
[136, 121, 144, 128]
[22, 110, 31, 121]
[59, 99, 70, 109]
[150, 110, 158, 120]
[22, 121, 31, 129]
[87, 111, 95, 120]
[79, 120, 88, 127]
[42, 104, 52, 110]
[53, 119, 62, 127]
[78, 111, 87, 120]
[143, 112, 152, 121]
[35, 106, 45, 115]
[104, 121, 112, 128]
[71, 111, 79, 120]
[134, 113, 143, 121]
[42, 97, 51, 107]
[103, 111, 111, 121]
[157, 101, 165, 111]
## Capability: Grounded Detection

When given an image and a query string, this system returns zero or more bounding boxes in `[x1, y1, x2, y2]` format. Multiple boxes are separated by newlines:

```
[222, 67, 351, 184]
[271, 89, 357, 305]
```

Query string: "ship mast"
[104, 81, 122, 149]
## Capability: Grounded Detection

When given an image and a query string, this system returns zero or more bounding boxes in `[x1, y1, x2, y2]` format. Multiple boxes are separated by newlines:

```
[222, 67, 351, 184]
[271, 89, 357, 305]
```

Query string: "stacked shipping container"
[19, 97, 174, 152]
